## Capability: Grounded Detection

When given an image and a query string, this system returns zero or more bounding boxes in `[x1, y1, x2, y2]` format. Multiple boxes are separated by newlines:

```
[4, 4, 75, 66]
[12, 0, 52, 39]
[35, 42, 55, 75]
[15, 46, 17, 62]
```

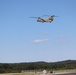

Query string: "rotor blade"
[30, 17, 38, 18]
[43, 15, 59, 17]
[54, 16, 59, 17]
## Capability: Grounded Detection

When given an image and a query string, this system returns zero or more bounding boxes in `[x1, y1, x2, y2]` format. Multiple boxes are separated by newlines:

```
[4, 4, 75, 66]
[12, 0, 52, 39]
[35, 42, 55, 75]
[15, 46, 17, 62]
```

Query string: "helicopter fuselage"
[37, 18, 53, 23]
[30, 15, 55, 23]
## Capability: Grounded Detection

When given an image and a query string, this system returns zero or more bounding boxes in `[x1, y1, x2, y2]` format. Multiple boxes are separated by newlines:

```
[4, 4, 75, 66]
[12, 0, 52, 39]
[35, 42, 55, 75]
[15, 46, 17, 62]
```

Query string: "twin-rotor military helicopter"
[30, 15, 58, 23]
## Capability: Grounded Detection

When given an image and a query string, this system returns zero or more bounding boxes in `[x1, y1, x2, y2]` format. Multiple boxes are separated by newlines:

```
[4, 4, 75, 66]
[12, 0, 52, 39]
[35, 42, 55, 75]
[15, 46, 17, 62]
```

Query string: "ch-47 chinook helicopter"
[30, 15, 58, 23]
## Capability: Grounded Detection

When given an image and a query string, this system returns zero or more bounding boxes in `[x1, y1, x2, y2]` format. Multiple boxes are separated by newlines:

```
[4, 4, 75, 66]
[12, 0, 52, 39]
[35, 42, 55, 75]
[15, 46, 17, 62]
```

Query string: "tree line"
[0, 60, 76, 73]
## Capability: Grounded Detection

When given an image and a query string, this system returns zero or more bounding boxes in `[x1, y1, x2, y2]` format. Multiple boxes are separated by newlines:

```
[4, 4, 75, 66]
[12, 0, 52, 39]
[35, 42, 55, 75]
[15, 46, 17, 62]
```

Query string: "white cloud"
[32, 39, 49, 43]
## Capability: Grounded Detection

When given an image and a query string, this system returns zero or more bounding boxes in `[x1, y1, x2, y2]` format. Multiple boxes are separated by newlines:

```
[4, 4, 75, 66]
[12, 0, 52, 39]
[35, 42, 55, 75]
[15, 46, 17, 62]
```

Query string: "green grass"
[0, 69, 76, 75]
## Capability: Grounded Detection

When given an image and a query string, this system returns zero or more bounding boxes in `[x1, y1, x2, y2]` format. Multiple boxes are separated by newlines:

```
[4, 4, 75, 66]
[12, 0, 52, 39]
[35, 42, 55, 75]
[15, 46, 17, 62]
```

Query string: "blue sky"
[0, 0, 76, 63]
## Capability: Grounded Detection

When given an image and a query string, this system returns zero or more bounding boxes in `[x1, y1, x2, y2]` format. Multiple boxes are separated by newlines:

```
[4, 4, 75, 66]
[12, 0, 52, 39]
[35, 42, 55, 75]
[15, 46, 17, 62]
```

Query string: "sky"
[0, 0, 76, 63]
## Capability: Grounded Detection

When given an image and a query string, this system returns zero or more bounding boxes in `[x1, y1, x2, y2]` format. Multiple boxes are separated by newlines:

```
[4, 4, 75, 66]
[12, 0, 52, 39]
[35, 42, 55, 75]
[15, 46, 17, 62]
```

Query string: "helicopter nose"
[37, 20, 39, 22]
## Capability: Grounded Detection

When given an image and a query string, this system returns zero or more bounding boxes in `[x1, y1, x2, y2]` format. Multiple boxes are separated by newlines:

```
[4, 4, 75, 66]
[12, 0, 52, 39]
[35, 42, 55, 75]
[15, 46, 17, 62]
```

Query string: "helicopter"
[30, 15, 58, 23]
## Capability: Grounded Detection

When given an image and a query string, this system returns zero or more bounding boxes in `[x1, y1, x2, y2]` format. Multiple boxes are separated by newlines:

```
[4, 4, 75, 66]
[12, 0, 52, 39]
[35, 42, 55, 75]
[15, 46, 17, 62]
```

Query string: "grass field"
[56, 69, 76, 73]
[0, 69, 76, 75]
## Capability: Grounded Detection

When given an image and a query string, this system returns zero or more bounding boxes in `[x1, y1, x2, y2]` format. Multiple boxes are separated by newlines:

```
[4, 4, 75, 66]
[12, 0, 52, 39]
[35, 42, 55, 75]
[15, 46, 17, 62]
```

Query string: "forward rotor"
[43, 15, 59, 17]
[30, 17, 38, 18]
